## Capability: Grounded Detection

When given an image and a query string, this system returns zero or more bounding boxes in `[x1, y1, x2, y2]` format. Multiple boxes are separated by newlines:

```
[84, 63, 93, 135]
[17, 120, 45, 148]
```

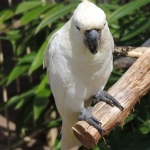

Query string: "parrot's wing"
[43, 32, 71, 83]
[43, 32, 63, 85]
[43, 29, 72, 118]
[43, 33, 58, 70]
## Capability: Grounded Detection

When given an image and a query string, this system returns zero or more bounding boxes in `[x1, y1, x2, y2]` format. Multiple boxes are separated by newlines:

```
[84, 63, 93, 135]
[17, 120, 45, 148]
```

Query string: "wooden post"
[72, 48, 150, 149]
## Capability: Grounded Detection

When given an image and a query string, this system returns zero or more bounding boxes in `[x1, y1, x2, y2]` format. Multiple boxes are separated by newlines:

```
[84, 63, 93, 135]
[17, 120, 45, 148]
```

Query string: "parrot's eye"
[95, 29, 100, 32]
[76, 25, 80, 30]
[104, 22, 106, 26]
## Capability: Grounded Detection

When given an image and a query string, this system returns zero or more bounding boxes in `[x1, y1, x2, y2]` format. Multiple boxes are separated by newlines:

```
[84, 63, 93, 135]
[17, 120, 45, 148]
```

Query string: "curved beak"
[84, 29, 100, 54]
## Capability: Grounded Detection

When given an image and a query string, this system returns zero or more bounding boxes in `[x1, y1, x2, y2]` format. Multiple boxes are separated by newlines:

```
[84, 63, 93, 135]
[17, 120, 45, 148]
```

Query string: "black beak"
[84, 29, 100, 54]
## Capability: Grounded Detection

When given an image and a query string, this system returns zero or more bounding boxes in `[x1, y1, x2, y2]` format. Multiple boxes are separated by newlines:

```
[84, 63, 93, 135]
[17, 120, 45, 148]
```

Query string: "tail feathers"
[61, 121, 82, 150]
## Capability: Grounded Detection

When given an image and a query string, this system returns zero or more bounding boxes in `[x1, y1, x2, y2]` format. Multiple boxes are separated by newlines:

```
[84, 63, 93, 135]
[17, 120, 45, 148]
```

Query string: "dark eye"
[95, 29, 100, 32]
[104, 22, 106, 26]
[76, 25, 80, 30]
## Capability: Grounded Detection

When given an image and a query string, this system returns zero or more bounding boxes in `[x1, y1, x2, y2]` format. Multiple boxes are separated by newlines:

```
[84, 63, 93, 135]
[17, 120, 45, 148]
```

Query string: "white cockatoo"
[43, 0, 123, 149]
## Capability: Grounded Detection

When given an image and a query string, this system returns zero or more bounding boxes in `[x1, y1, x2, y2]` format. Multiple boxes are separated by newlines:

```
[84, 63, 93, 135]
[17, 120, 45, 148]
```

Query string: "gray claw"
[78, 107, 105, 135]
[92, 91, 124, 111]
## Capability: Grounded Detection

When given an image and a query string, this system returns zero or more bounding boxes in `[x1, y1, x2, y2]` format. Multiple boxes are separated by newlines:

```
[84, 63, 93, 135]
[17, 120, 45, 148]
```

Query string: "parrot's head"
[72, 0, 107, 54]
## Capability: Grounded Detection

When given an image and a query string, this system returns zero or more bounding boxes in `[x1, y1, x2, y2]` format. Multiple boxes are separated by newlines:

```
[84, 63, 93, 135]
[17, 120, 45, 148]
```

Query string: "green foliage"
[0, 0, 150, 149]
[108, 0, 150, 23]
[0, 88, 35, 111]
[35, 3, 77, 33]
[7, 64, 29, 85]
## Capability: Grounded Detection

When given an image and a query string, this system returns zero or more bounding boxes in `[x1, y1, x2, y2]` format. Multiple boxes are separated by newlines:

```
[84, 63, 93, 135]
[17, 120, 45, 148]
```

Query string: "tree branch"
[72, 48, 150, 149]
[113, 46, 148, 57]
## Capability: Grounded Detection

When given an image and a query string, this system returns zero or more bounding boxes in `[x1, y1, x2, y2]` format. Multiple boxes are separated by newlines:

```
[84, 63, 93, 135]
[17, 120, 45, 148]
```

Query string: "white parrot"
[43, 0, 123, 149]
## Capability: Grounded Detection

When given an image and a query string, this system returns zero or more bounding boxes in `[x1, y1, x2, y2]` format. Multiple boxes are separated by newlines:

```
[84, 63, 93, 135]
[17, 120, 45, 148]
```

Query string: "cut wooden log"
[72, 48, 150, 149]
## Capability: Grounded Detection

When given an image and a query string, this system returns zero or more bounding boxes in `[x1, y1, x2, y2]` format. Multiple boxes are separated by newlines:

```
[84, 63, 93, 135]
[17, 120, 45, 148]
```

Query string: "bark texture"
[113, 46, 148, 57]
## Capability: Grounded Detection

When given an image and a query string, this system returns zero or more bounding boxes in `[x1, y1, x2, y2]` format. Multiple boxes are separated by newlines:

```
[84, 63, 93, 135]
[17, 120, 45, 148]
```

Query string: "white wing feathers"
[43, 34, 58, 70]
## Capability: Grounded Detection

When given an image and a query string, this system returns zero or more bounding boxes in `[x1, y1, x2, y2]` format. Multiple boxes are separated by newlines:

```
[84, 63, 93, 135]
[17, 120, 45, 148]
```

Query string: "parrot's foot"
[78, 106, 105, 135]
[92, 90, 124, 111]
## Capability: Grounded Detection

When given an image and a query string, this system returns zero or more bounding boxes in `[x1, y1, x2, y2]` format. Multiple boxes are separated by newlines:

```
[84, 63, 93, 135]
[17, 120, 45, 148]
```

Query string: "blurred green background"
[0, 0, 150, 149]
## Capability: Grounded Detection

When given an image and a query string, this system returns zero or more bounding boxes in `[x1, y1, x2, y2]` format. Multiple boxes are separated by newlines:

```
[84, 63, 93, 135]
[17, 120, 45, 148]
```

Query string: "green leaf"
[0, 77, 7, 86]
[108, 0, 150, 23]
[36, 88, 50, 98]
[15, 99, 25, 110]
[15, 1, 42, 15]
[35, 3, 77, 33]
[42, 3, 64, 18]
[35, 75, 49, 94]
[16, 99, 33, 135]
[33, 74, 50, 121]
[99, 3, 119, 11]
[33, 75, 50, 121]
[107, 76, 120, 84]
[45, 118, 62, 129]
[0, 89, 35, 111]
[112, 69, 123, 76]
[121, 19, 150, 41]
[18, 53, 36, 65]
[0, 1, 42, 23]
[33, 87, 50, 121]
[139, 120, 150, 134]
[7, 64, 29, 85]
[124, 114, 135, 124]
[20, 4, 52, 25]
[28, 39, 48, 75]
[0, 9, 14, 23]
[16, 31, 34, 56]
[55, 140, 61, 150]
[6, 30, 21, 40]
[33, 97, 46, 121]
[0, 22, 6, 30]
[5, 30, 21, 52]
[33, 96, 47, 121]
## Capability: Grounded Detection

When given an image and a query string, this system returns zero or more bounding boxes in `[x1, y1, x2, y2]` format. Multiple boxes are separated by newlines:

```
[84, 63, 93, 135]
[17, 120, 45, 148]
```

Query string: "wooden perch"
[113, 46, 148, 57]
[72, 48, 150, 149]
